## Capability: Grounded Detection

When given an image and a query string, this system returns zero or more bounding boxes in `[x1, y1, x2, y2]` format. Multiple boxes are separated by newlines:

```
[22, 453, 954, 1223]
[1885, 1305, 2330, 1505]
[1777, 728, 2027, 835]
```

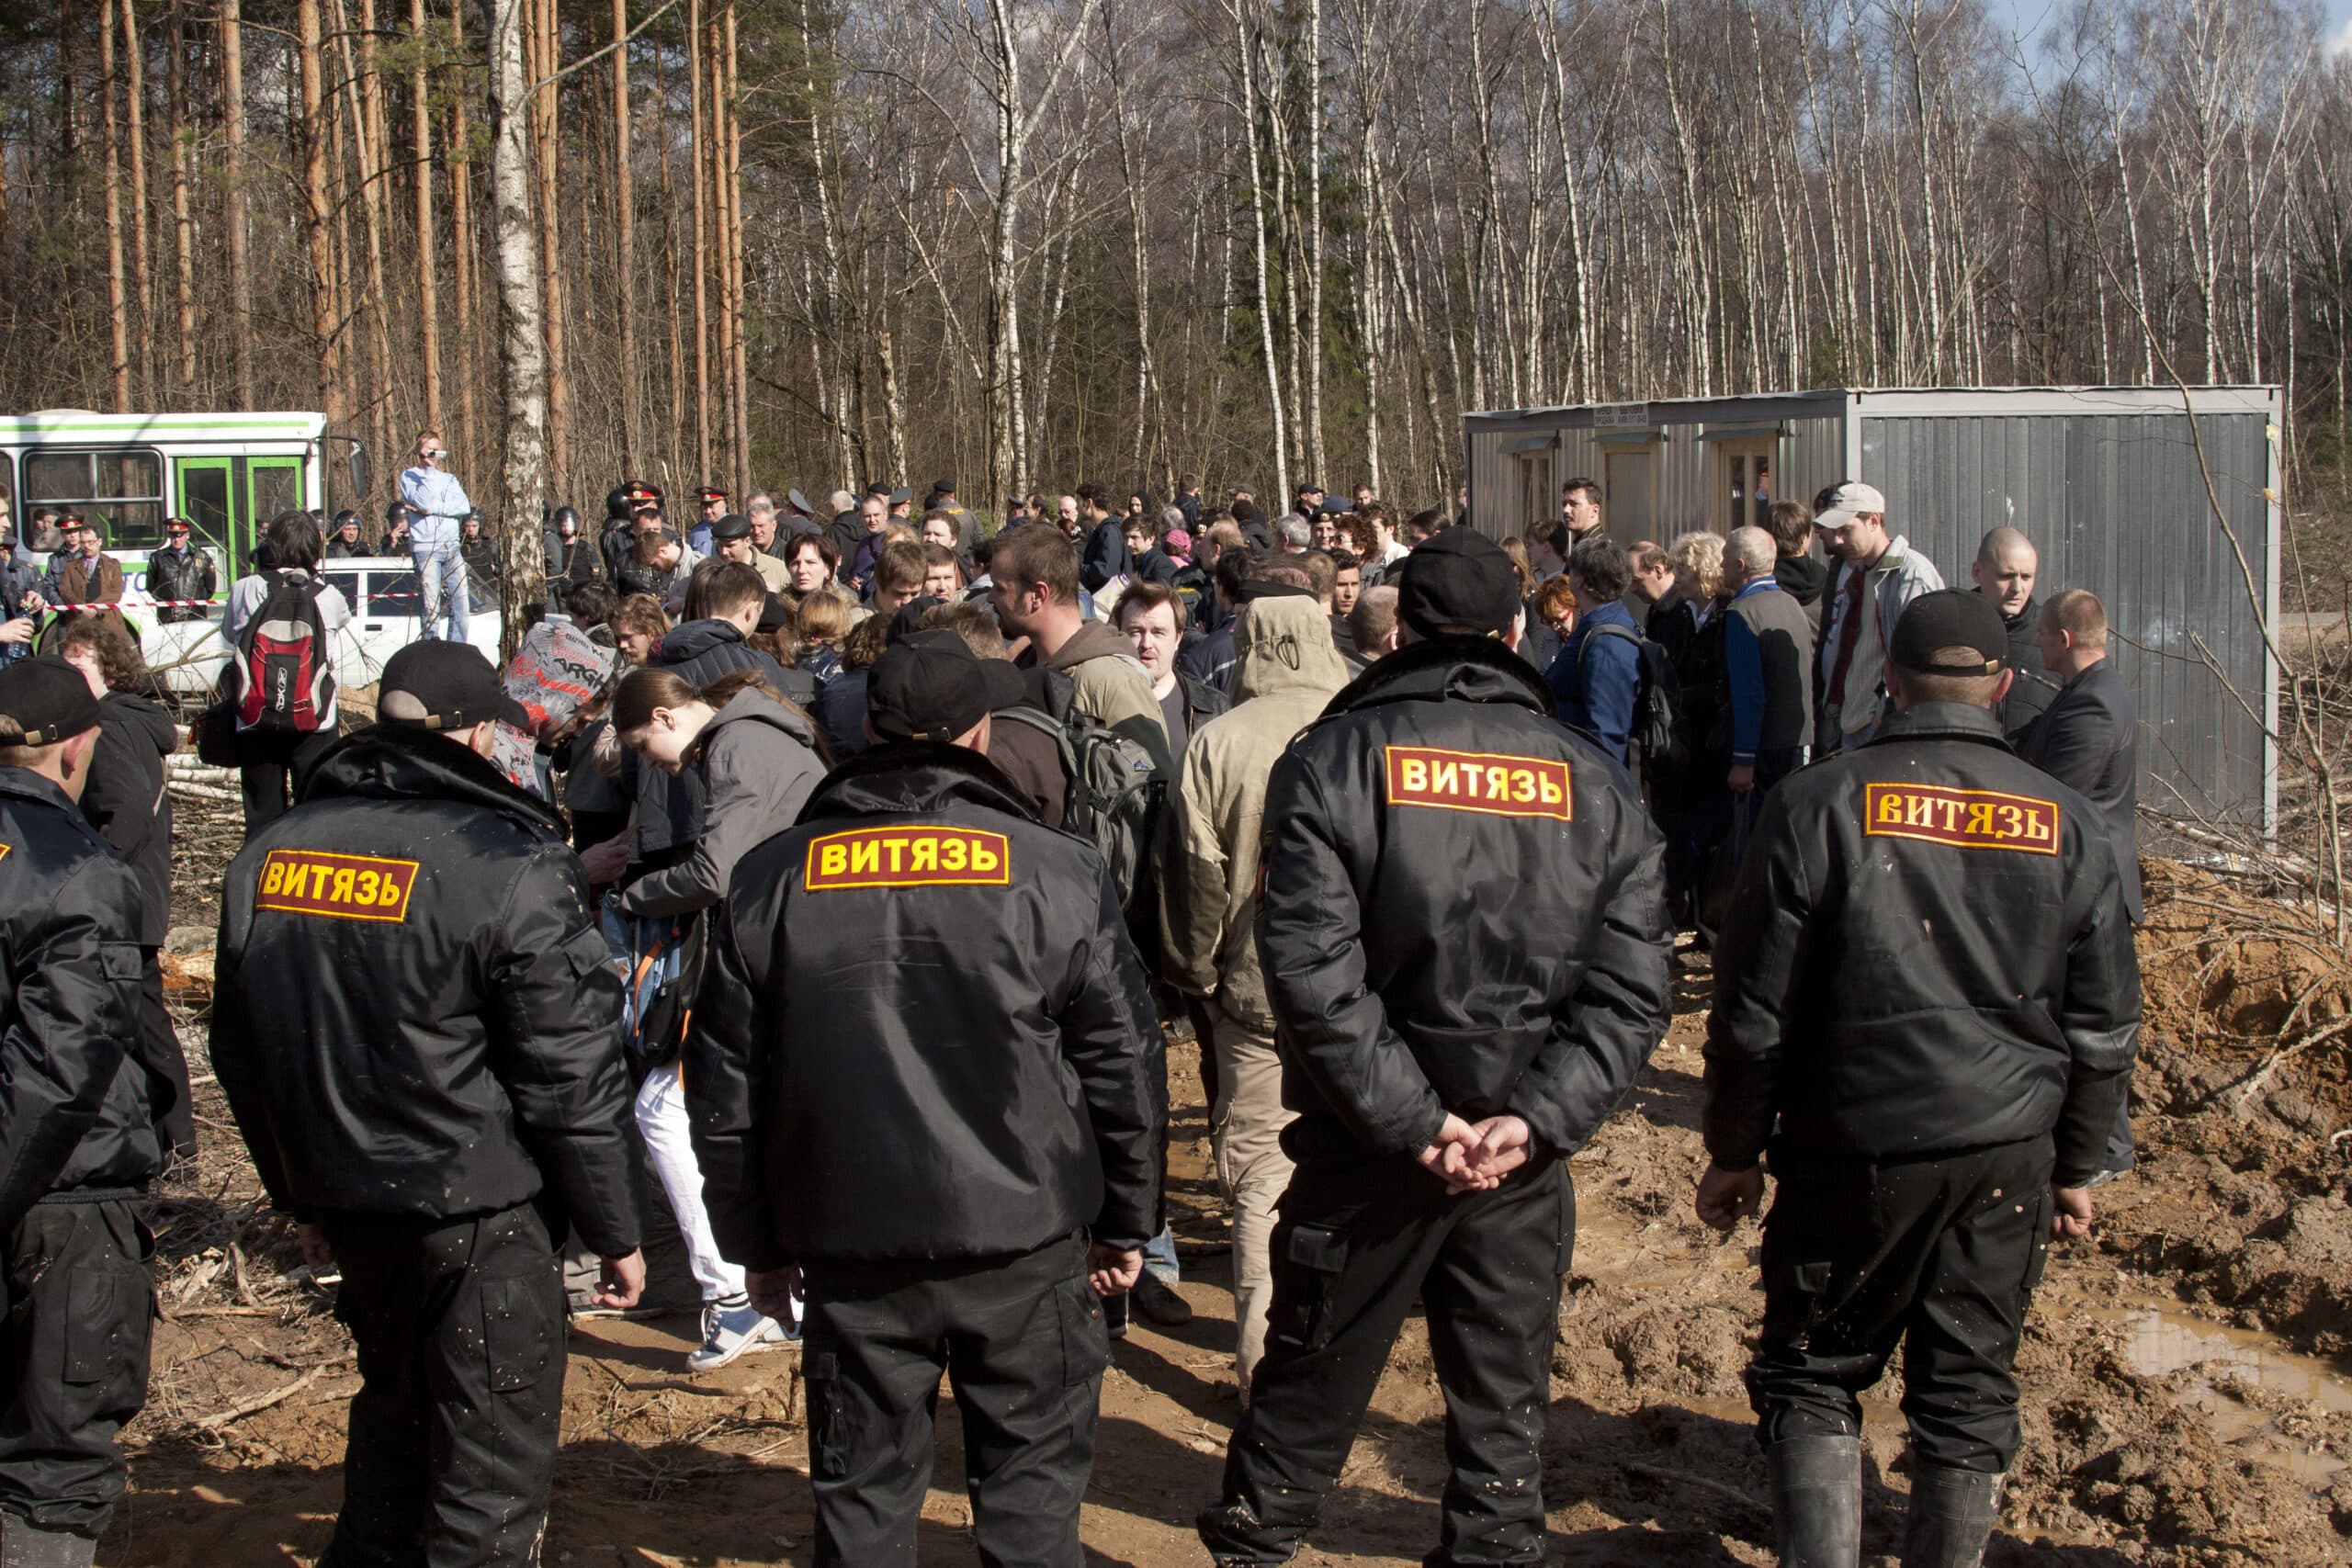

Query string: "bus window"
[25, 447, 167, 548]
[0, 452, 13, 540]
[251, 459, 303, 523]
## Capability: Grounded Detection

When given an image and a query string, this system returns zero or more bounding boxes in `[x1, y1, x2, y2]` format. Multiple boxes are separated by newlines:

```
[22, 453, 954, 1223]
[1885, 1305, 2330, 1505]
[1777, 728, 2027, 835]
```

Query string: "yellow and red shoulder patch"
[257, 849, 421, 921]
[1862, 783, 2059, 855]
[804, 825, 1012, 890]
[1384, 745, 1572, 821]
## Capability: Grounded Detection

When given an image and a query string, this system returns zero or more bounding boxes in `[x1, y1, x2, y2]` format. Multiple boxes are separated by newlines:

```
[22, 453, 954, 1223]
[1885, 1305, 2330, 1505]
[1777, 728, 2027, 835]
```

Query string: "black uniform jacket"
[0, 770, 161, 1233]
[1256, 636, 1673, 1165]
[210, 728, 644, 1256]
[83, 691, 176, 948]
[685, 742, 1166, 1271]
[2016, 659, 2142, 925]
[1704, 702, 2141, 1185]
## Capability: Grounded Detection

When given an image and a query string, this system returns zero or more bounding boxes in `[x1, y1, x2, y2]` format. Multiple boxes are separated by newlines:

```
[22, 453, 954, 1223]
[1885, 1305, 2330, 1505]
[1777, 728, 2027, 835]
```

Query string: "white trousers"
[635, 1064, 744, 1304]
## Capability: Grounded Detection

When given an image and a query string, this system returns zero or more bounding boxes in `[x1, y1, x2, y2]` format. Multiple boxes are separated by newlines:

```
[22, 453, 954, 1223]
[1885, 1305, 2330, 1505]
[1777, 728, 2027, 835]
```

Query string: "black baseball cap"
[709, 513, 752, 542]
[1888, 588, 2008, 676]
[1395, 528, 1520, 637]
[868, 628, 1022, 743]
[378, 641, 530, 732]
[0, 657, 101, 746]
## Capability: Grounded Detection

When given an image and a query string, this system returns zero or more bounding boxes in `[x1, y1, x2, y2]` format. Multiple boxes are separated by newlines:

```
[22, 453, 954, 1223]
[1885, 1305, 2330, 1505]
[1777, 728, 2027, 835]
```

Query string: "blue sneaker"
[687, 1296, 788, 1371]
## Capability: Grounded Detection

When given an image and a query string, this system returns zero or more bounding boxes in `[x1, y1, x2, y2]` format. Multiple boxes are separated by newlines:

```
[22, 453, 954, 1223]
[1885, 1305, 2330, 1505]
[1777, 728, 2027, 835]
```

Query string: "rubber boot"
[1765, 1434, 1863, 1567]
[0, 1514, 97, 1568]
[1901, 1464, 2004, 1568]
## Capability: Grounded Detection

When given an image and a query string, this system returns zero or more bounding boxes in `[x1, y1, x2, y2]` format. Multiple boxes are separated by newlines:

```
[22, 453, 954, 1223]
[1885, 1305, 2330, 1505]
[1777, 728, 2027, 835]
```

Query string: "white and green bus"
[0, 409, 364, 574]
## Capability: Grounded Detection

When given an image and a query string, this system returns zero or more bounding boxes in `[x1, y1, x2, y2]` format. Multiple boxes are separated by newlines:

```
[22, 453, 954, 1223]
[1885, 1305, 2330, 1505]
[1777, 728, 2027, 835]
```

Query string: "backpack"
[1578, 619, 1684, 765]
[993, 667, 1167, 927]
[233, 570, 335, 732]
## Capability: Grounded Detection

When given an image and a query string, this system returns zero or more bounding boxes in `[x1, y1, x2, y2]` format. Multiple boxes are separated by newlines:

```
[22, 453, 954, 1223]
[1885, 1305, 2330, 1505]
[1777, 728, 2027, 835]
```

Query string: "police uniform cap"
[786, 489, 816, 515]
[698, 487, 729, 504]
[709, 513, 752, 542]
[1888, 588, 2008, 676]
[868, 628, 1023, 743]
[888, 487, 913, 506]
[0, 657, 102, 746]
[1395, 527, 1521, 638]
[165, 516, 193, 535]
[378, 641, 532, 732]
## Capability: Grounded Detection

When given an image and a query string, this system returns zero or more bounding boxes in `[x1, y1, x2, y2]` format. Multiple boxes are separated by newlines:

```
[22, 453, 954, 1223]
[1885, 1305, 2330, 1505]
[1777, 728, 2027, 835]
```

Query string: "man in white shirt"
[397, 430, 471, 643]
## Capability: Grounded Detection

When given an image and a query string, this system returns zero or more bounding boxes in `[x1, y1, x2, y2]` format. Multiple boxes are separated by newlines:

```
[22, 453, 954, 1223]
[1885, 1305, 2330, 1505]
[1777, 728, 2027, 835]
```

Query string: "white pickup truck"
[103, 551, 505, 699]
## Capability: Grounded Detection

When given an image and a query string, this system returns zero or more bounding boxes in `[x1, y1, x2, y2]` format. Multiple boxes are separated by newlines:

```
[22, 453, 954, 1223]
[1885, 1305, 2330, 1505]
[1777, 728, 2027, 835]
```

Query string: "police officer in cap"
[0, 658, 162, 1568]
[1698, 588, 2140, 1568]
[686, 627, 1166, 1567]
[211, 639, 647, 1566]
[1199, 528, 1673, 1566]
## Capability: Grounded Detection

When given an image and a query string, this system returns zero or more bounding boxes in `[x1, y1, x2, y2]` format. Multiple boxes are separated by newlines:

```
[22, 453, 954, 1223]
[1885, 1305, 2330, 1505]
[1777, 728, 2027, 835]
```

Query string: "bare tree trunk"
[878, 326, 909, 485]
[450, 3, 480, 468]
[611, 0, 637, 470]
[298, 0, 345, 433]
[342, 0, 400, 460]
[706, 6, 734, 488]
[120, 0, 153, 397]
[167, 0, 196, 391]
[101, 0, 132, 412]
[413, 0, 442, 431]
[725, 3, 750, 496]
[689, 0, 711, 483]
[221, 3, 253, 409]
[532, 0, 571, 489]
[1232, 0, 1290, 502]
[485, 0, 548, 653]
[1303, 0, 1324, 485]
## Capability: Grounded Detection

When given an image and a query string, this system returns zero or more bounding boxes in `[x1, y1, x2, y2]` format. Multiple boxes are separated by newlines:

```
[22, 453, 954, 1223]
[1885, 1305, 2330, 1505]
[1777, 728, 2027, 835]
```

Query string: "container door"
[1603, 449, 1654, 545]
[1715, 439, 1776, 535]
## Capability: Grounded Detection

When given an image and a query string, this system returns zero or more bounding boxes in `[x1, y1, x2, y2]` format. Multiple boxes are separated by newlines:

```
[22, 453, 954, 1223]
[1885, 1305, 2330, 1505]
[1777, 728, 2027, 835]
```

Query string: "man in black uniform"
[686, 629, 1166, 1568]
[211, 641, 647, 1568]
[0, 659, 162, 1568]
[1698, 589, 2141, 1568]
[1199, 530, 1674, 1567]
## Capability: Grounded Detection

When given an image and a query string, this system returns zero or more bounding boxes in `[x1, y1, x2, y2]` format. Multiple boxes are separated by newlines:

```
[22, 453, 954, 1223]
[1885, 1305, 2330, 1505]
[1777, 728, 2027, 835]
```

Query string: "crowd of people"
[0, 433, 2148, 1568]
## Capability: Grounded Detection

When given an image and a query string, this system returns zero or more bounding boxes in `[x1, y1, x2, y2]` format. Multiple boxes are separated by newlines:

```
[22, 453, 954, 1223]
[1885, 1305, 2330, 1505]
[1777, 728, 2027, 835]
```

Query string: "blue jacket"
[1547, 598, 1641, 763]
[1080, 517, 1131, 592]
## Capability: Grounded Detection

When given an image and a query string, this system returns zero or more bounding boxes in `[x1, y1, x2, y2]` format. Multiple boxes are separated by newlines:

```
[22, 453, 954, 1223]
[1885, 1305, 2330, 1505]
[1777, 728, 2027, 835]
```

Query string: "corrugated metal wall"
[1862, 412, 2274, 829]
[1782, 414, 1849, 520]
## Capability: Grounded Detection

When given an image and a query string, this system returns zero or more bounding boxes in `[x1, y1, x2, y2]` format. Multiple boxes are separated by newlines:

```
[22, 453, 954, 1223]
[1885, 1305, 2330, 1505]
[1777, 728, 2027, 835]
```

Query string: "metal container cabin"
[1464, 386, 2283, 835]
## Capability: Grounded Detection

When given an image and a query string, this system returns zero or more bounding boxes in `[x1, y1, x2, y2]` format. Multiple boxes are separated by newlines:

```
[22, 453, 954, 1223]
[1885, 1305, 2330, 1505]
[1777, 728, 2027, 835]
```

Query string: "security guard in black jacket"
[1698, 590, 2141, 1568]
[211, 641, 647, 1568]
[0, 660, 162, 1568]
[686, 629, 1165, 1568]
[1200, 530, 1674, 1568]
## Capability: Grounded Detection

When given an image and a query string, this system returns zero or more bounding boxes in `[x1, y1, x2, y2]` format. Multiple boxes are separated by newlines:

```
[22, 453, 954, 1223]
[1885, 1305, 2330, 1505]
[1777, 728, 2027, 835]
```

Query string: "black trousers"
[1747, 1137, 2054, 1474]
[138, 955, 197, 1160]
[238, 728, 338, 835]
[318, 1201, 566, 1568]
[0, 1198, 154, 1539]
[1201, 1155, 1573, 1567]
[800, 1234, 1107, 1568]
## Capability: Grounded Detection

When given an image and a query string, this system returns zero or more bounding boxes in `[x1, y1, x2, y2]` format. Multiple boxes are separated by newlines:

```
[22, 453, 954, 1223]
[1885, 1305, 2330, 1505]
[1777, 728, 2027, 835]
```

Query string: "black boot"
[1766, 1434, 1861, 1567]
[1902, 1464, 2003, 1568]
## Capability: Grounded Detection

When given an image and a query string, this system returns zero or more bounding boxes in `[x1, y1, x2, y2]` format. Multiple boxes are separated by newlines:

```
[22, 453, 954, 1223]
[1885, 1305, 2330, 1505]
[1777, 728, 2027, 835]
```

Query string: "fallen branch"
[193, 1363, 335, 1430]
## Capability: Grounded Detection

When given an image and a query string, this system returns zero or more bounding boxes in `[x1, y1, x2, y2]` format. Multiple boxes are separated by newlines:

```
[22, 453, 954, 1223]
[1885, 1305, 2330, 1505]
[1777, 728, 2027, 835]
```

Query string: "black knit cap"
[0, 657, 100, 746]
[1395, 528, 1520, 637]
[1888, 588, 2009, 676]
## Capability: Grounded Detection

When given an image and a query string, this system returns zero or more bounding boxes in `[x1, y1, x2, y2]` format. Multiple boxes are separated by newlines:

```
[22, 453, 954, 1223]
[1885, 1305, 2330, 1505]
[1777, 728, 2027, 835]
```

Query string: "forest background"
[0, 0, 2346, 585]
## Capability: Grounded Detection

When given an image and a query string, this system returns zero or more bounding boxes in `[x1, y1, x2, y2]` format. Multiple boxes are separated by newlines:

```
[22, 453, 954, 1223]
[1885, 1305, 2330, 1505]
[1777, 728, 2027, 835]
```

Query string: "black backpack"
[992, 668, 1167, 928]
[1578, 620, 1684, 765]
[232, 570, 335, 733]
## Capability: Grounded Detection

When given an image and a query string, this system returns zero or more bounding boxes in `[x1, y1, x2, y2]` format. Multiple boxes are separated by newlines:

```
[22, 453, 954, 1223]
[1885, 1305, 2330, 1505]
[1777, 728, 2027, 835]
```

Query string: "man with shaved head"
[1972, 525, 2057, 735]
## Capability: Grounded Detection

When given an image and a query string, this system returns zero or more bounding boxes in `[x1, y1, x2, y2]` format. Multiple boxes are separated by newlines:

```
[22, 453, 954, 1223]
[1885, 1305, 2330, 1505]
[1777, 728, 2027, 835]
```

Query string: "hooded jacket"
[210, 728, 643, 1253]
[684, 743, 1166, 1266]
[1703, 702, 2141, 1184]
[616, 689, 827, 918]
[1774, 552, 1829, 637]
[82, 690, 176, 947]
[629, 620, 816, 862]
[0, 768, 162, 1234]
[1023, 617, 1172, 774]
[1160, 595, 1351, 1032]
[1257, 637, 1673, 1165]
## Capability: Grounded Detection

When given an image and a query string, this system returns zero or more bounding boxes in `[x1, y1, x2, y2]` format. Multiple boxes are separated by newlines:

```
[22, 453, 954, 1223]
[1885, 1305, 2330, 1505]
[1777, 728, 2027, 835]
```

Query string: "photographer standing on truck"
[399, 430, 471, 643]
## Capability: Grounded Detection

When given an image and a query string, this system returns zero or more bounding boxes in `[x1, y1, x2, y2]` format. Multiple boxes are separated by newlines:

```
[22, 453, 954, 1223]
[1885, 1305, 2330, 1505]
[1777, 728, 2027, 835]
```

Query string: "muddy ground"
[101, 850, 2352, 1566]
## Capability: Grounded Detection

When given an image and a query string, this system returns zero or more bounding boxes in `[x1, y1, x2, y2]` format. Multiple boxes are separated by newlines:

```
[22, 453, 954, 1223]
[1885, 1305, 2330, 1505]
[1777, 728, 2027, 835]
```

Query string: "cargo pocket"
[803, 1344, 856, 1479]
[481, 1276, 556, 1394]
[63, 1268, 137, 1390]
[2020, 1187, 2057, 1295]
[1057, 1276, 1111, 1388]
[1267, 1221, 1350, 1356]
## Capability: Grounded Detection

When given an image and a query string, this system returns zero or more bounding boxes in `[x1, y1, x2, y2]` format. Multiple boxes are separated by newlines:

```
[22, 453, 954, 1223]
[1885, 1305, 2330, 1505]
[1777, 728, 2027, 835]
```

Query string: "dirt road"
[105, 857, 2352, 1565]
